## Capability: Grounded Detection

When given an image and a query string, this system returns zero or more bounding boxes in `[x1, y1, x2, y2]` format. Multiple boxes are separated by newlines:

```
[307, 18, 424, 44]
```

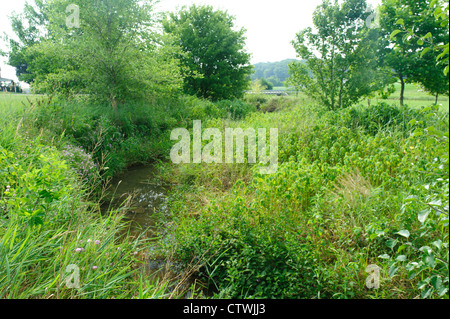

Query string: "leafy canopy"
[6, 0, 183, 111]
[163, 5, 253, 101]
[288, 0, 389, 110]
[379, 0, 449, 104]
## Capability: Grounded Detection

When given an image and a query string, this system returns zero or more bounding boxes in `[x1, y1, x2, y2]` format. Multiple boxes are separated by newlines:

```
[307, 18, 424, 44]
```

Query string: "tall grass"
[0, 94, 181, 299]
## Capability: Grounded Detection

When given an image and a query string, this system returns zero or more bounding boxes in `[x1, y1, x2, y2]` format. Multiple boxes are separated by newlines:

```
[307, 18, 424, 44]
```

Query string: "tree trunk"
[435, 92, 439, 105]
[399, 75, 405, 107]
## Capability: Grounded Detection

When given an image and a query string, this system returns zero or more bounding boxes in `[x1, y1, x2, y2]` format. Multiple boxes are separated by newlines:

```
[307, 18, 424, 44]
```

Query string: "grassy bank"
[0, 92, 258, 298]
[0, 94, 179, 298]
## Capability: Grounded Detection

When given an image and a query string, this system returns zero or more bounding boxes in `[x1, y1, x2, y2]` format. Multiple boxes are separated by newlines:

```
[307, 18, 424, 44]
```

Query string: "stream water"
[107, 165, 169, 239]
[104, 165, 198, 296]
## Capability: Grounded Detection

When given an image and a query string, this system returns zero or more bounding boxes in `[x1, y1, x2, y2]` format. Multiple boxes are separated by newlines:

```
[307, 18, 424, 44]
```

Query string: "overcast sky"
[0, 0, 382, 81]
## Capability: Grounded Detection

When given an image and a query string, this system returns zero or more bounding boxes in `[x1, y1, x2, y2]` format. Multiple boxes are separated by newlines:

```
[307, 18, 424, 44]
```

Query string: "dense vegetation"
[152, 97, 448, 299]
[0, 0, 448, 300]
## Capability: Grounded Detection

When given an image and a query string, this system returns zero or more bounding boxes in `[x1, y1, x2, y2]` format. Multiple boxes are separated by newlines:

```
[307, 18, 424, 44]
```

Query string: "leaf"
[423, 32, 432, 39]
[417, 39, 424, 45]
[404, 195, 418, 203]
[390, 29, 402, 39]
[395, 19, 404, 26]
[418, 279, 430, 290]
[421, 287, 433, 298]
[431, 240, 443, 250]
[397, 244, 408, 253]
[408, 270, 417, 280]
[431, 275, 442, 291]
[428, 199, 442, 206]
[438, 287, 449, 297]
[396, 230, 410, 238]
[411, 128, 423, 137]
[378, 254, 391, 259]
[388, 264, 399, 278]
[420, 47, 431, 57]
[386, 239, 398, 249]
[418, 209, 430, 223]
[396, 255, 407, 262]
[423, 254, 436, 268]
[419, 246, 432, 254]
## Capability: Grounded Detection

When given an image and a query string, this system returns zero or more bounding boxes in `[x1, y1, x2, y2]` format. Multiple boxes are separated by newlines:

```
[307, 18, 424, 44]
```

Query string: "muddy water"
[107, 165, 169, 239]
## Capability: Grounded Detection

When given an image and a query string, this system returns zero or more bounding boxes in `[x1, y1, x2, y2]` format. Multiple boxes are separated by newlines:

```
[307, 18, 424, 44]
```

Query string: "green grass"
[266, 83, 449, 111]
[368, 83, 449, 111]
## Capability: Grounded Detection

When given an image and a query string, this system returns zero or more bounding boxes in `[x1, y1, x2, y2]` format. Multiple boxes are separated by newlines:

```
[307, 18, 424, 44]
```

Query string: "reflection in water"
[108, 165, 169, 239]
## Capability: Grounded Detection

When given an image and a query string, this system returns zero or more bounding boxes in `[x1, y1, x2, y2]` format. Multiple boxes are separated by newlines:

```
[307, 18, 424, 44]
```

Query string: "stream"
[107, 165, 169, 239]
[104, 165, 200, 297]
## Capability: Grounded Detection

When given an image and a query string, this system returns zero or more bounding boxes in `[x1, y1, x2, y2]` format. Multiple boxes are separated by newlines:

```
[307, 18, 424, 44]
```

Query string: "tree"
[6, 0, 183, 114]
[379, 0, 449, 106]
[250, 59, 297, 86]
[289, 0, 388, 110]
[163, 5, 253, 101]
[416, 50, 449, 104]
[258, 78, 273, 90]
[7, 0, 49, 83]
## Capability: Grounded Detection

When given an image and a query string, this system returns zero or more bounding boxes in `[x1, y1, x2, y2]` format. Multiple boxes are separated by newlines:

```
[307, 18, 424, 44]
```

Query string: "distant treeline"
[250, 59, 302, 87]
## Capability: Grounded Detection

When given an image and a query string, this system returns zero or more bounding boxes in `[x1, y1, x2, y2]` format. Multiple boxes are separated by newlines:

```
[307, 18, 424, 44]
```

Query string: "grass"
[261, 83, 449, 111]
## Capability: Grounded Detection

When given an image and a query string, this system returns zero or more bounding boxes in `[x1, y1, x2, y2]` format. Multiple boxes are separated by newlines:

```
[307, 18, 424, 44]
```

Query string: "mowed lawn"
[274, 83, 449, 111]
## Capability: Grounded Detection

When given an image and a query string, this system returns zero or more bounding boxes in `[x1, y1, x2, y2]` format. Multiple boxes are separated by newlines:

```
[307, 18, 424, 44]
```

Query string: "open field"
[272, 83, 449, 111]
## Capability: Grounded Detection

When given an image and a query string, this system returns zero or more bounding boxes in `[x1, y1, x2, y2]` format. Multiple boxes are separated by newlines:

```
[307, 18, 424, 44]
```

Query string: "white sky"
[0, 0, 382, 81]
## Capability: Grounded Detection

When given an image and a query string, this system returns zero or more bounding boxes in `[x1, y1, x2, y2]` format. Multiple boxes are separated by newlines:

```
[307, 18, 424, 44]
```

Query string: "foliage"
[163, 5, 253, 101]
[289, 0, 389, 110]
[157, 96, 449, 299]
[0, 99, 166, 298]
[250, 59, 299, 86]
[7, 0, 49, 83]
[392, 0, 449, 76]
[6, 0, 183, 112]
[379, 0, 449, 105]
[257, 78, 274, 91]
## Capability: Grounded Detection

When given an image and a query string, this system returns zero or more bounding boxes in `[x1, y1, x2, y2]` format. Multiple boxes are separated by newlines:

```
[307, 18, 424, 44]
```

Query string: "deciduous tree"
[163, 5, 252, 101]
[379, 0, 449, 105]
[289, 0, 388, 110]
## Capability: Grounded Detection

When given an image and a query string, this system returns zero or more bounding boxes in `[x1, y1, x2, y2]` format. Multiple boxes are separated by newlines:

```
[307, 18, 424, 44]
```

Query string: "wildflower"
[75, 248, 85, 252]
[95, 240, 100, 245]
[87, 239, 92, 243]
[92, 266, 98, 270]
